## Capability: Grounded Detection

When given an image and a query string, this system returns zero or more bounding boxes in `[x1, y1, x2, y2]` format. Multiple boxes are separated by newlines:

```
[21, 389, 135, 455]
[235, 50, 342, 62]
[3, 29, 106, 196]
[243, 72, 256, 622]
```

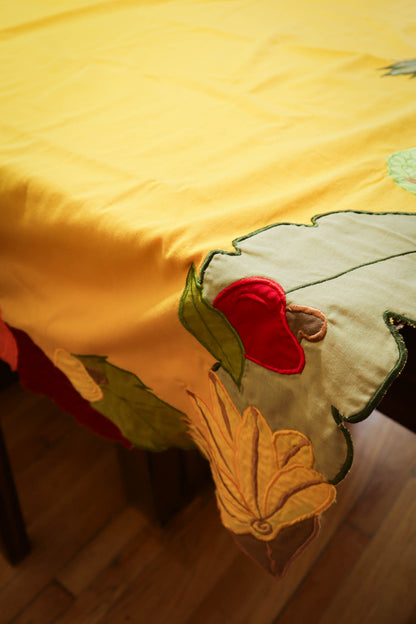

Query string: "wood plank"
[96, 493, 239, 624]
[55, 491, 216, 624]
[319, 478, 416, 624]
[277, 523, 369, 624]
[348, 415, 416, 536]
[0, 384, 43, 430]
[0, 552, 15, 589]
[14, 422, 112, 527]
[185, 604, 231, 624]
[11, 581, 73, 624]
[0, 448, 125, 622]
[57, 506, 146, 595]
[406, 604, 416, 624]
[4, 398, 75, 475]
[53, 527, 165, 624]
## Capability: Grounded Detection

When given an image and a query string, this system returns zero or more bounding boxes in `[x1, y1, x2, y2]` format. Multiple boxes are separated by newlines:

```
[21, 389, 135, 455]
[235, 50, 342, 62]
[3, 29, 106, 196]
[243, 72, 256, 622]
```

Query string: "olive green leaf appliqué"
[179, 264, 245, 386]
[56, 351, 193, 451]
[388, 148, 416, 195]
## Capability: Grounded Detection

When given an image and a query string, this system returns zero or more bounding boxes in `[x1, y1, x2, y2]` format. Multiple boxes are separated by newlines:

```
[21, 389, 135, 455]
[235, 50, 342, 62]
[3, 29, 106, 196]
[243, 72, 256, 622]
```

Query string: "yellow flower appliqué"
[186, 371, 336, 542]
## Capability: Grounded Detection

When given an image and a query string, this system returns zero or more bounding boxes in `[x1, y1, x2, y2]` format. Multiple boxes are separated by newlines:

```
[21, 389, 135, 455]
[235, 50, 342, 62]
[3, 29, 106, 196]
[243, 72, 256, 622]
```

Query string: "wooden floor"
[0, 382, 415, 624]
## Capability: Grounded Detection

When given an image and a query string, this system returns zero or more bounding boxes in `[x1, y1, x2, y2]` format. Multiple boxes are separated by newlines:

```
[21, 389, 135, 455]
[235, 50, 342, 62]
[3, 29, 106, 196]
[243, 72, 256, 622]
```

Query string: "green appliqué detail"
[330, 407, 354, 486]
[178, 264, 245, 386]
[75, 355, 194, 452]
[286, 250, 416, 295]
[200, 210, 416, 280]
[343, 311, 415, 423]
[329, 312, 415, 484]
[388, 148, 416, 195]
[382, 59, 416, 78]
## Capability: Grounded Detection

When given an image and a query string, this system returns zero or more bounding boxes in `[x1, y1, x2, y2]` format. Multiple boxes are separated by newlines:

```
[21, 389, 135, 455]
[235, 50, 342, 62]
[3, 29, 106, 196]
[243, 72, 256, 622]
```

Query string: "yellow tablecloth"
[1, 0, 416, 576]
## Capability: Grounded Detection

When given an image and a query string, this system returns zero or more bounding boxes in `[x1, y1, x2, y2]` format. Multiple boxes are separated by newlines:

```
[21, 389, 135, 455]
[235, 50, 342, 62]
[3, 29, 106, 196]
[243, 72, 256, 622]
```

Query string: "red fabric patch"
[9, 327, 132, 448]
[0, 312, 18, 371]
[213, 277, 305, 374]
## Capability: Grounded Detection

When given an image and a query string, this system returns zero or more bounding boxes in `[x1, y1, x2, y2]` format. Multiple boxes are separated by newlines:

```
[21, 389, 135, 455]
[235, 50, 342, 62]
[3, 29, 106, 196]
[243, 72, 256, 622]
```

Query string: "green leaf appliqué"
[388, 148, 416, 195]
[74, 355, 194, 451]
[382, 59, 416, 78]
[178, 264, 245, 386]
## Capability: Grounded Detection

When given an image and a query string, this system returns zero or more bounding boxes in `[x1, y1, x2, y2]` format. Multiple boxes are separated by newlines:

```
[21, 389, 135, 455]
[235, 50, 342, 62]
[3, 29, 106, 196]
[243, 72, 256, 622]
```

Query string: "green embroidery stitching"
[199, 209, 416, 282]
[329, 313, 416, 483]
[330, 408, 354, 485]
[74, 354, 194, 451]
[342, 312, 415, 424]
[286, 250, 416, 295]
[178, 264, 245, 386]
[382, 59, 416, 78]
[388, 148, 416, 195]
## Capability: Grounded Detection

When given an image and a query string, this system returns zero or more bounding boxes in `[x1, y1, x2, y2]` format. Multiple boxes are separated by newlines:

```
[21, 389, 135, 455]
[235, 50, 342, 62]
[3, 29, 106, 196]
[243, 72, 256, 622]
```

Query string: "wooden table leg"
[0, 421, 31, 565]
[117, 446, 211, 525]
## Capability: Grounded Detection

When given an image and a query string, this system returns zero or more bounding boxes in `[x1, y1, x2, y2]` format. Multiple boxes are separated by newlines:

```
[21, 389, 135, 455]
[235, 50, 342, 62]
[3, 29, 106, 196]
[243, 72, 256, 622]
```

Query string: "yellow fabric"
[1, 0, 416, 416]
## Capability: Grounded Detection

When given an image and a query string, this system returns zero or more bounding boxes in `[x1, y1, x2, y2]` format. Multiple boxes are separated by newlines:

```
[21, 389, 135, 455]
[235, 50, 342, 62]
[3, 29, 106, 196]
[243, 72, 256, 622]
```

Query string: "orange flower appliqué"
[186, 371, 336, 542]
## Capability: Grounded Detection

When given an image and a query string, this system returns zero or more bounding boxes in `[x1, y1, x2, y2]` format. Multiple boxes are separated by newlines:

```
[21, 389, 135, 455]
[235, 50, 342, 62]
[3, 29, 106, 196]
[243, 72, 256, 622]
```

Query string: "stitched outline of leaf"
[186, 371, 336, 541]
[55, 351, 194, 451]
[381, 59, 416, 78]
[178, 263, 245, 386]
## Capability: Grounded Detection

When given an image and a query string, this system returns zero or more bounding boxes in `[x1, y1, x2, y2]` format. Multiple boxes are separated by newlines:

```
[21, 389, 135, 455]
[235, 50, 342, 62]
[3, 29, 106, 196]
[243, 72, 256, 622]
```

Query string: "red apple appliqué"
[213, 277, 305, 374]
